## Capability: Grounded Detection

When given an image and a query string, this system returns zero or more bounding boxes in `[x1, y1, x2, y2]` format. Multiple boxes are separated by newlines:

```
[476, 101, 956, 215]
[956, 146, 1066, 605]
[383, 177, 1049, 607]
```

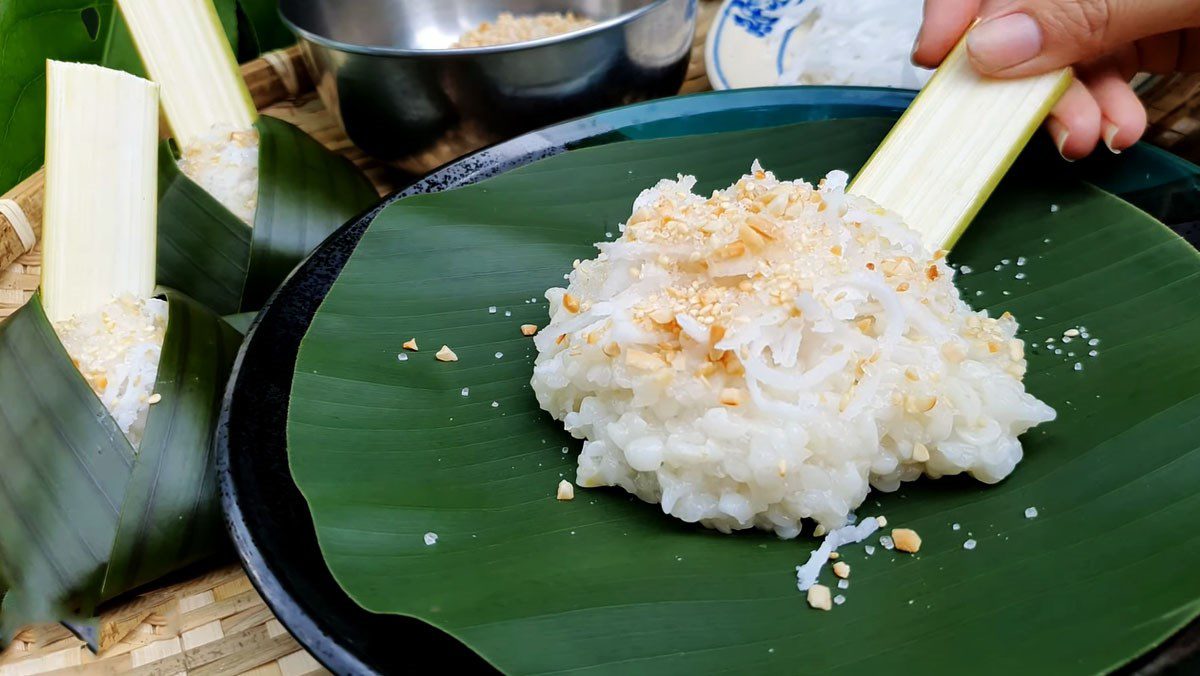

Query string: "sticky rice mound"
[178, 124, 260, 225]
[54, 295, 167, 448]
[531, 163, 1055, 537]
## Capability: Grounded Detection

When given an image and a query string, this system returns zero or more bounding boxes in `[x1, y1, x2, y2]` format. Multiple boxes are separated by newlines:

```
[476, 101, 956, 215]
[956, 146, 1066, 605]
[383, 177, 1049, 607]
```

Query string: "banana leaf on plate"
[285, 116, 1200, 674]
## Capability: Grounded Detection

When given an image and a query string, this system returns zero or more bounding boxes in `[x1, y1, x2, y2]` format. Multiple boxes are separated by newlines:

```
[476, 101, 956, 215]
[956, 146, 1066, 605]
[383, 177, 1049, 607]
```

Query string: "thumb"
[966, 0, 1200, 77]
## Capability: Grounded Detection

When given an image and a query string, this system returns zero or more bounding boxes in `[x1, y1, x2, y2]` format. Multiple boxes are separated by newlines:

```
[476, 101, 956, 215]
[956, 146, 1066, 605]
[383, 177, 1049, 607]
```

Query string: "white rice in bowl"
[530, 164, 1055, 538]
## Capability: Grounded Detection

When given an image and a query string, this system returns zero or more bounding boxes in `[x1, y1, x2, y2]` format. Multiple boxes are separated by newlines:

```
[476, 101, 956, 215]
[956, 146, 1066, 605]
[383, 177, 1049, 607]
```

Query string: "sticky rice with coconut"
[178, 124, 259, 224]
[53, 295, 167, 448]
[530, 163, 1055, 537]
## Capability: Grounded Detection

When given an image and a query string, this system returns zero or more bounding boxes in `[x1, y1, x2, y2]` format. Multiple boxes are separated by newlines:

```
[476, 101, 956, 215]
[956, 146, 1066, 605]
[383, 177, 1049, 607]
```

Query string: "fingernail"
[967, 13, 1043, 72]
[1102, 123, 1122, 154]
[1046, 119, 1075, 162]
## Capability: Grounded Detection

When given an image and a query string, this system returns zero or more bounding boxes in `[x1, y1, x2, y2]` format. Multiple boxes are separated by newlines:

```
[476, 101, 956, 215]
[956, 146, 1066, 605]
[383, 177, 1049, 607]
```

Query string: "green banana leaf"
[0, 0, 238, 194]
[288, 117, 1200, 674]
[236, 0, 296, 60]
[0, 291, 240, 649]
[222, 312, 258, 335]
[157, 116, 378, 315]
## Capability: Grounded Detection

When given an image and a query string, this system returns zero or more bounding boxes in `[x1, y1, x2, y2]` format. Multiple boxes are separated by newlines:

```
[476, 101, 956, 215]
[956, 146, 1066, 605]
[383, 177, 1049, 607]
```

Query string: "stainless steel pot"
[280, 0, 697, 169]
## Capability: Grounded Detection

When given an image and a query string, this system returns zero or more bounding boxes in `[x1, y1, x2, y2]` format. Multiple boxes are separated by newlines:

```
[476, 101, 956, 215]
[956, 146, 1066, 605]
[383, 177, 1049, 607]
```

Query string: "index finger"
[913, 0, 984, 68]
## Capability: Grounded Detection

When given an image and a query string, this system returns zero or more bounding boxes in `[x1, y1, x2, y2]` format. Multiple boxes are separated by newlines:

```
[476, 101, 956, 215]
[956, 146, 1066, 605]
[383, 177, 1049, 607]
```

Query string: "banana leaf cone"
[0, 289, 240, 650]
[156, 115, 379, 315]
[113, 0, 377, 315]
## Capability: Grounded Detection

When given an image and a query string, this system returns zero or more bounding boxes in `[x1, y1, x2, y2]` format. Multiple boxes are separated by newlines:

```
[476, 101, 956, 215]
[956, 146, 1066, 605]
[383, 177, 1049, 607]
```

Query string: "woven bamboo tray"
[0, 1, 1194, 671]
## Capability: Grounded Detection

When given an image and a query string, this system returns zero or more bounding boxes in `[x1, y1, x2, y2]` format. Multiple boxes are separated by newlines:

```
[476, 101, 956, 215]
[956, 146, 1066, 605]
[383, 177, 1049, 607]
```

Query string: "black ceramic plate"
[216, 87, 1200, 675]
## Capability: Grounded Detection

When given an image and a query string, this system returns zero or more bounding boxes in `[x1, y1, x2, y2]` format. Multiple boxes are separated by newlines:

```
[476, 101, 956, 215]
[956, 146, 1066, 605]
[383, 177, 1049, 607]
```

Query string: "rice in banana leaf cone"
[0, 62, 240, 649]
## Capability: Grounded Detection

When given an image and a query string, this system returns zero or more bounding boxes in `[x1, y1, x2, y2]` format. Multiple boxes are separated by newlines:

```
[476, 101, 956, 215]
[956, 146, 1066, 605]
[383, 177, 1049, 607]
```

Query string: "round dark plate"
[216, 87, 1200, 675]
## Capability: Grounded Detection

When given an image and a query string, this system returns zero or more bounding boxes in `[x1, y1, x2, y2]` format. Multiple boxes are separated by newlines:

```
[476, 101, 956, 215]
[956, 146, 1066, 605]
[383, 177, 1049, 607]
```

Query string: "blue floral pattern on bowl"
[728, 0, 801, 37]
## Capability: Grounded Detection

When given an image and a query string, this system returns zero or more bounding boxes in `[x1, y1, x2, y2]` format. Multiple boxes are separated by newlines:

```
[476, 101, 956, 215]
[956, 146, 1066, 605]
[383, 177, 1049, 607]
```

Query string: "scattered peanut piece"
[807, 584, 833, 611]
[147, 393, 162, 405]
[828, 551, 839, 560]
[557, 480, 575, 501]
[562, 293, 580, 313]
[403, 338, 419, 351]
[435, 345, 458, 362]
[520, 324, 538, 336]
[832, 561, 851, 579]
[892, 528, 922, 553]
[876, 516, 888, 528]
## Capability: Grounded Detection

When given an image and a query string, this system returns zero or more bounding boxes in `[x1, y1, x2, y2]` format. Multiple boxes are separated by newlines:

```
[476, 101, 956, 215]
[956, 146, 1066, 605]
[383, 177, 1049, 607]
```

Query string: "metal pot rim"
[279, 0, 676, 58]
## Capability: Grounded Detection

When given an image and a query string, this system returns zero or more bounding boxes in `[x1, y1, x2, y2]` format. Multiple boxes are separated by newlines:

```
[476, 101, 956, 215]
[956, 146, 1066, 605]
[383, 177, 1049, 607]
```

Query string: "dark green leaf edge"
[157, 117, 377, 316]
[243, 115, 379, 310]
[0, 291, 239, 650]
[157, 143, 254, 316]
[101, 290, 241, 600]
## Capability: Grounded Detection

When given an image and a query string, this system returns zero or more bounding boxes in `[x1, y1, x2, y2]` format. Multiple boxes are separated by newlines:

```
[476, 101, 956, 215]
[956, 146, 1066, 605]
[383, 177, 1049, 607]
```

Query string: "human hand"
[913, 0, 1200, 159]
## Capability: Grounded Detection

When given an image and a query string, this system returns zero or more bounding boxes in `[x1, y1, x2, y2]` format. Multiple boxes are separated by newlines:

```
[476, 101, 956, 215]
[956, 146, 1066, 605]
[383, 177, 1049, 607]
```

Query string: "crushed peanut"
[807, 584, 833, 611]
[453, 12, 596, 48]
[557, 480, 575, 501]
[891, 528, 922, 553]
[147, 393, 162, 405]
[520, 324, 538, 336]
[403, 338, 419, 351]
[832, 561, 851, 579]
[435, 345, 458, 362]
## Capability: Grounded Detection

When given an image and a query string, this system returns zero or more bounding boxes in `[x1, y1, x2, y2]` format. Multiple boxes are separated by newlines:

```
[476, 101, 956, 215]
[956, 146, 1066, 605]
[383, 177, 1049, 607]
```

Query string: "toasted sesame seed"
[147, 393, 162, 405]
